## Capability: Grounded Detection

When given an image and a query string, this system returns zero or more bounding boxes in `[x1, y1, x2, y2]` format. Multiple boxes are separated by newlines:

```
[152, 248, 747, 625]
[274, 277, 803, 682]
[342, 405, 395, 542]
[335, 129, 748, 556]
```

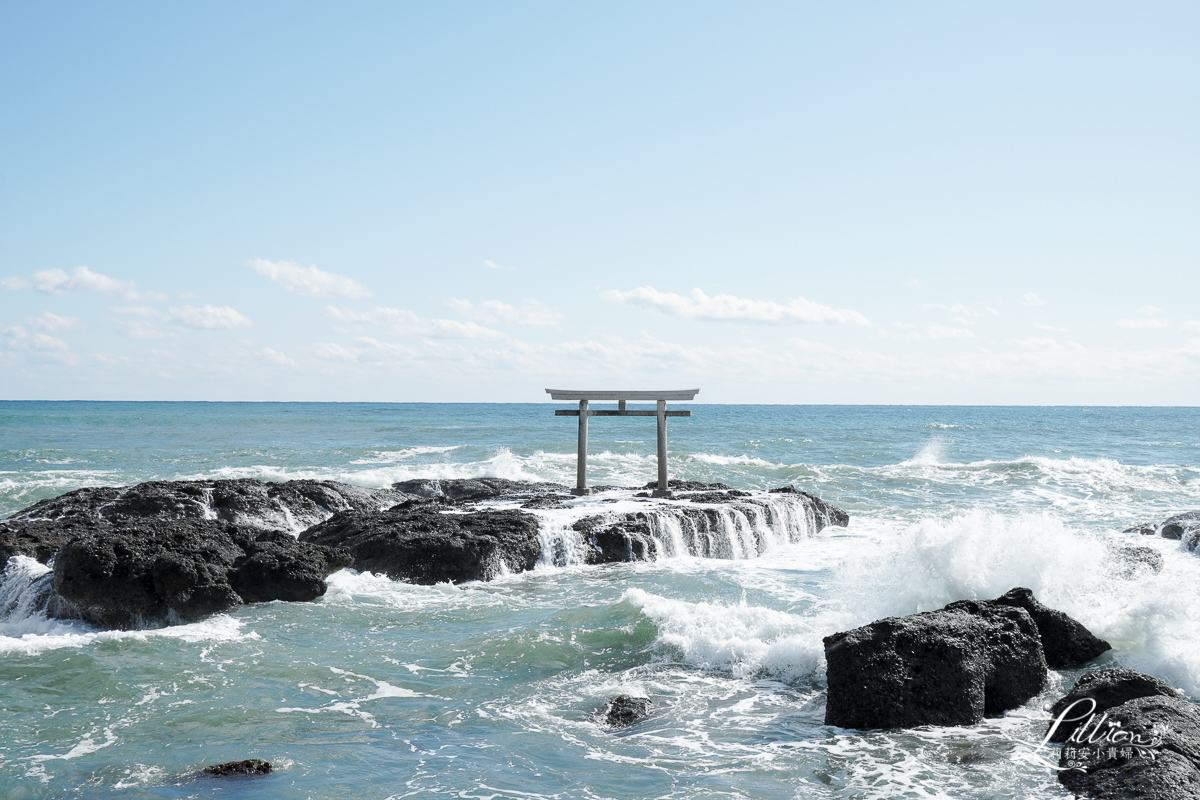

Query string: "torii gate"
[547, 388, 699, 497]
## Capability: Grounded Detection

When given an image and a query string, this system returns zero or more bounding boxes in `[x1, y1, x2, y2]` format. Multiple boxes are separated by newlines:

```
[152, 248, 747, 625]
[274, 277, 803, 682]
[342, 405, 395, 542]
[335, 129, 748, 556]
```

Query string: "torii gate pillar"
[547, 389, 700, 498]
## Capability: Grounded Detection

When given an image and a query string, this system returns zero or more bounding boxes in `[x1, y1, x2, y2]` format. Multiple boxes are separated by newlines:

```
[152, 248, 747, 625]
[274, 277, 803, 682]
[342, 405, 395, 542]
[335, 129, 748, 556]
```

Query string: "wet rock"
[9, 479, 409, 534]
[982, 587, 1110, 668]
[49, 519, 350, 629]
[679, 490, 752, 503]
[0, 518, 95, 565]
[604, 695, 652, 727]
[299, 500, 542, 584]
[392, 478, 567, 503]
[1058, 695, 1200, 800]
[641, 480, 730, 491]
[1107, 545, 1165, 577]
[519, 495, 571, 510]
[572, 491, 849, 565]
[823, 599, 1047, 729]
[203, 759, 272, 776]
[768, 486, 850, 527]
[1124, 511, 1200, 547]
[1047, 668, 1180, 744]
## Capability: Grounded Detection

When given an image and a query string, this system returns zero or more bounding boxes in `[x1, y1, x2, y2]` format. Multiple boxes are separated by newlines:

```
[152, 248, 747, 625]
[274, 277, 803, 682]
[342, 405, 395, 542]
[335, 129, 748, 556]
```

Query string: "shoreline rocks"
[1125, 511, 1200, 551]
[824, 588, 1108, 730]
[1051, 671, 1200, 800]
[299, 500, 543, 584]
[603, 695, 652, 727]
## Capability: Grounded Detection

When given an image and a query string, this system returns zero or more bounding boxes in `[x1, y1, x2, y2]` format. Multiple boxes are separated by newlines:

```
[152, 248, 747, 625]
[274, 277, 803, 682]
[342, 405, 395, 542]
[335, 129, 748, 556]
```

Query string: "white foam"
[349, 445, 466, 464]
[622, 588, 824, 683]
[688, 453, 780, 468]
[276, 665, 422, 727]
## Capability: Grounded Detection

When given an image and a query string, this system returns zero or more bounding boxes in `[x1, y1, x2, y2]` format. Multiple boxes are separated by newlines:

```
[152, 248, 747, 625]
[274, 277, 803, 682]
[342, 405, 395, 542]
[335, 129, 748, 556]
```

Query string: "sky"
[1, 2, 1197, 404]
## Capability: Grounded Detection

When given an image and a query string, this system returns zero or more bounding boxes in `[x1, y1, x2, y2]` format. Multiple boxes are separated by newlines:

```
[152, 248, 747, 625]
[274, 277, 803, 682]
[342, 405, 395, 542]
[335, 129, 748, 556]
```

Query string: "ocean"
[2, 401, 1199, 799]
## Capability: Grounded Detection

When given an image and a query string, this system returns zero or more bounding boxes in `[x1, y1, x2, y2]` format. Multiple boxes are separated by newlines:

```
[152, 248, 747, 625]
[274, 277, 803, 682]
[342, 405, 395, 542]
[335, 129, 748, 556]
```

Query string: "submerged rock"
[824, 599, 1048, 729]
[9, 478, 409, 535]
[1047, 668, 1180, 744]
[203, 759, 272, 776]
[641, 480, 730, 491]
[603, 695, 652, 727]
[49, 519, 350, 629]
[299, 500, 542, 584]
[1107, 545, 1165, 577]
[980, 587, 1110, 668]
[1057, 694, 1200, 800]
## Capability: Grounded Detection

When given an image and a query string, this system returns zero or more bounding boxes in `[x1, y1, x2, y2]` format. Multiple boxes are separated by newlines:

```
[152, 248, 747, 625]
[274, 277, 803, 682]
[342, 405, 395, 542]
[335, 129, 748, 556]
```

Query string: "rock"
[604, 695, 652, 727]
[391, 478, 567, 503]
[203, 759, 272, 776]
[0, 518, 95, 565]
[299, 500, 542, 584]
[983, 587, 1111, 668]
[823, 599, 1047, 729]
[9, 478, 409, 534]
[641, 480, 730, 491]
[1058, 695, 1200, 799]
[1047, 669, 1180, 743]
[679, 490, 752, 503]
[571, 490, 849, 565]
[768, 486, 851, 527]
[520, 495, 572, 510]
[1107, 545, 1165, 577]
[49, 519, 350, 629]
[1124, 511, 1200, 549]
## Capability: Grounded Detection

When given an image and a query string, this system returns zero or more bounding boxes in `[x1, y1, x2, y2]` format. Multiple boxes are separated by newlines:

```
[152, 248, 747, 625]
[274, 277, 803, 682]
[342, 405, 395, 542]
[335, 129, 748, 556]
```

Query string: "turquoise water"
[2, 403, 1199, 799]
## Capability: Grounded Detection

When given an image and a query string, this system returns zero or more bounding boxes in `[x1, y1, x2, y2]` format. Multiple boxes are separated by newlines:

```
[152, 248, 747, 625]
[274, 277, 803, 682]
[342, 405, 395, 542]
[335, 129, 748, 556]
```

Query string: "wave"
[348, 445, 466, 465]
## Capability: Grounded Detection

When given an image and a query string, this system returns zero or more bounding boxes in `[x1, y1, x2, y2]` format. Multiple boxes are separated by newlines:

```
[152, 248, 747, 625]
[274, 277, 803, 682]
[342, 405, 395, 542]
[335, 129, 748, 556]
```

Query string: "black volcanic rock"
[823, 599, 1048, 729]
[9, 478, 409, 534]
[299, 500, 542, 584]
[1047, 669, 1180, 744]
[203, 759, 272, 776]
[603, 695, 652, 727]
[980, 587, 1111, 668]
[1058, 694, 1200, 800]
[641, 480, 731, 492]
[1125, 511, 1200, 549]
[391, 478, 567, 503]
[49, 519, 350, 629]
[0, 518, 95, 565]
[572, 490, 848, 564]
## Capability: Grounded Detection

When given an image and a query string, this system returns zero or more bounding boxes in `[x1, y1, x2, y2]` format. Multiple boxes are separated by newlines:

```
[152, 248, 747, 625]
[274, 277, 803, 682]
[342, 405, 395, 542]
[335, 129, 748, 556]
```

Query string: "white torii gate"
[546, 388, 700, 497]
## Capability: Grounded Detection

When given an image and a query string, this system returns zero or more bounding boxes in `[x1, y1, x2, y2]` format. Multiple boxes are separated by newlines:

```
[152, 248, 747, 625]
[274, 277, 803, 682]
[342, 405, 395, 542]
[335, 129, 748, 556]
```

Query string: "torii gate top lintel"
[546, 388, 699, 497]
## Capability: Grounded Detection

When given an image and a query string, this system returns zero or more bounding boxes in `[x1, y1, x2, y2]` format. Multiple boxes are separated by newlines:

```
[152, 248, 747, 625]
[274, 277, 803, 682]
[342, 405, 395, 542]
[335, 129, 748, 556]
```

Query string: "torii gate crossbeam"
[546, 388, 699, 497]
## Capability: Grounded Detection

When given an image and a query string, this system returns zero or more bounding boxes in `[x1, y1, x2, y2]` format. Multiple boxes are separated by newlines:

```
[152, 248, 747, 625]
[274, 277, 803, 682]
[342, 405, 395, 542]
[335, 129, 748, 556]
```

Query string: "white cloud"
[247, 258, 371, 299]
[447, 298, 563, 327]
[327, 306, 504, 339]
[484, 259, 515, 271]
[261, 348, 295, 366]
[31, 312, 83, 332]
[3, 325, 75, 362]
[1, 266, 154, 300]
[922, 303, 1000, 324]
[1032, 322, 1071, 332]
[1118, 306, 1168, 329]
[112, 305, 166, 319]
[114, 320, 166, 339]
[314, 342, 361, 361]
[170, 305, 253, 330]
[1023, 292, 1045, 306]
[603, 286, 870, 326]
[1185, 321, 1200, 333]
[882, 322, 976, 341]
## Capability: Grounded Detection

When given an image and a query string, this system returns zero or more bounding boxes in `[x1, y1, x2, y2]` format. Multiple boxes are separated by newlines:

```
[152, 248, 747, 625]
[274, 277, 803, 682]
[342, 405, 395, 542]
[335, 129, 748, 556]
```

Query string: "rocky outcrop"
[203, 759, 272, 776]
[641, 480, 731, 492]
[49, 519, 351, 629]
[299, 500, 542, 584]
[824, 599, 1048, 729]
[1107, 545, 1165, 577]
[823, 588, 1110, 730]
[1047, 669, 1180, 743]
[392, 478, 568, 503]
[0, 518, 95, 564]
[981, 587, 1111, 668]
[1125, 511, 1200, 551]
[1057, 693, 1200, 800]
[9, 478, 410, 535]
[603, 695, 652, 727]
[571, 488, 849, 564]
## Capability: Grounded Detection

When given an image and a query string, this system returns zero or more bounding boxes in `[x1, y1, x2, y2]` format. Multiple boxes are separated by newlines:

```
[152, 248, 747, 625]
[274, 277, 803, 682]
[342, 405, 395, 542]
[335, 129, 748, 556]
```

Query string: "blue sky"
[2, 2, 1197, 403]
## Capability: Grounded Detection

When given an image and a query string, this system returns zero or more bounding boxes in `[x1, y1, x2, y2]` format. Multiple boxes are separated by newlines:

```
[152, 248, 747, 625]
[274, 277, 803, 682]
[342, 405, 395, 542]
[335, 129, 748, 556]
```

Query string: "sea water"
[1, 402, 1198, 799]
